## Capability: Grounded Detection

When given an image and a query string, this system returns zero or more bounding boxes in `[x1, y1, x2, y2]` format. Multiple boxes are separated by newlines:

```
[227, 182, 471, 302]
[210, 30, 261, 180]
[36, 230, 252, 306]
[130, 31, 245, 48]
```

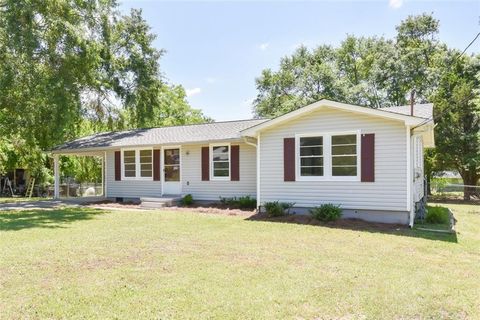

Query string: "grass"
[414, 205, 452, 232]
[0, 196, 51, 204]
[1, 203, 479, 319]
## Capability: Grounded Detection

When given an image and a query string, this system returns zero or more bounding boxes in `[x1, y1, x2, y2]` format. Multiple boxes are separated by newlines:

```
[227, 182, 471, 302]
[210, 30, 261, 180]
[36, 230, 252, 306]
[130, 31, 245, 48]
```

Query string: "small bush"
[263, 201, 295, 217]
[281, 202, 295, 215]
[310, 203, 342, 222]
[219, 196, 235, 206]
[237, 196, 257, 209]
[425, 206, 449, 224]
[182, 194, 193, 206]
[219, 196, 257, 209]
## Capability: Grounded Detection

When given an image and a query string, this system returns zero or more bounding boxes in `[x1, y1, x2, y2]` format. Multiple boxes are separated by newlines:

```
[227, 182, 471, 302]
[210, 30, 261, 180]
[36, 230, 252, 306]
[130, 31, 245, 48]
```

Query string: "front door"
[163, 147, 181, 195]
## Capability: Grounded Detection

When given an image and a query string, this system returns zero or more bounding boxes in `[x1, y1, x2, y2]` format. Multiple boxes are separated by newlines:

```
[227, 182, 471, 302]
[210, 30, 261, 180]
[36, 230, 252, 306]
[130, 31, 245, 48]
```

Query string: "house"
[51, 99, 435, 226]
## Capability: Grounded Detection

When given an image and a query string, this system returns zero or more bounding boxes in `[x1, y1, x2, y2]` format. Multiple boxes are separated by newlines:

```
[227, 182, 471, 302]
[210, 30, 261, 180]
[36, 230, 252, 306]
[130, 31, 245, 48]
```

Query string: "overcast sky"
[120, 0, 480, 121]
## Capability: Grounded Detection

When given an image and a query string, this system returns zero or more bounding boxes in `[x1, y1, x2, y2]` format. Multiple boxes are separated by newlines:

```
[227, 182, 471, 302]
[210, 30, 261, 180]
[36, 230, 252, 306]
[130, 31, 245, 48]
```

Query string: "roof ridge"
[91, 118, 269, 137]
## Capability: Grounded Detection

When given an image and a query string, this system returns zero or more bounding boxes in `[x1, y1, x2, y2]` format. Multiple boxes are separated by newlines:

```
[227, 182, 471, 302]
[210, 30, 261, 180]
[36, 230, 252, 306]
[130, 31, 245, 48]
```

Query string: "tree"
[432, 52, 480, 200]
[0, 0, 208, 184]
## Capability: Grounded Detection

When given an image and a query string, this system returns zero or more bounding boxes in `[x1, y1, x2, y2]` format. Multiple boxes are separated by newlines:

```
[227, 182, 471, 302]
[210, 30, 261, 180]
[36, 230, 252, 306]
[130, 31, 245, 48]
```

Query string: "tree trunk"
[426, 173, 432, 196]
[460, 171, 479, 201]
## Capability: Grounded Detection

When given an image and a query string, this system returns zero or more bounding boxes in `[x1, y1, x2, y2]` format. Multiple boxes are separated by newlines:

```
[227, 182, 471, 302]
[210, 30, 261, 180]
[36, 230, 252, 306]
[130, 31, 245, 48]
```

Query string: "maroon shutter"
[361, 133, 375, 182]
[284, 138, 295, 181]
[231, 145, 240, 181]
[153, 149, 161, 181]
[201, 146, 209, 181]
[114, 151, 121, 181]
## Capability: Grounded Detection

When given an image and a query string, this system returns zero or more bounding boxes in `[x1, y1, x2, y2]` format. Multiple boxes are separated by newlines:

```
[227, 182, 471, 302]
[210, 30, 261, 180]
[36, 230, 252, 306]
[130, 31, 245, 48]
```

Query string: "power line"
[412, 31, 480, 129]
[458, 32, 480, 58]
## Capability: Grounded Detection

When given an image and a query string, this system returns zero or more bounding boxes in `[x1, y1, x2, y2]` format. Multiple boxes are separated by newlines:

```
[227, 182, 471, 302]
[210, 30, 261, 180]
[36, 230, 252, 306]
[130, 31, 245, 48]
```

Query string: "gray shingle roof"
[379, 103, 433, 119]
[52, 119, 268, 152]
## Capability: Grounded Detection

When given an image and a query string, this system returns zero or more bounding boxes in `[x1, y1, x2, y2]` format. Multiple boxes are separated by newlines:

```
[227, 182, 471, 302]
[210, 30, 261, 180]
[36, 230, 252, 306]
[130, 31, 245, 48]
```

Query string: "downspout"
[242, 135, 260, 211]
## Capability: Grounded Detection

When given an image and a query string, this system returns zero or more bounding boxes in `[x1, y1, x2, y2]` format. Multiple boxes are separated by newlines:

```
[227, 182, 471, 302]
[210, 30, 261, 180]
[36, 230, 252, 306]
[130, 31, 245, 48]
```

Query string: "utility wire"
[411, 31, 480, 129]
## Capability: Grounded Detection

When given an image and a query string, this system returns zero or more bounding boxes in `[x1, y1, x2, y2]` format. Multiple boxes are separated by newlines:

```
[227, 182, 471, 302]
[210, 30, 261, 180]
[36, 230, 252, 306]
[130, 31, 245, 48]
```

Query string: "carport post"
[54, 155, 60, 199]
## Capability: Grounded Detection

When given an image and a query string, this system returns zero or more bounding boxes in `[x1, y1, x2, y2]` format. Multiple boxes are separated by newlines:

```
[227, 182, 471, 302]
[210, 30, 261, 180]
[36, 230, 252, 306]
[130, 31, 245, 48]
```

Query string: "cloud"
[259, 42, 270, 51]
[389, 0, 403, 9]
[186, 87, 201, 97]
[205, 77, 216, 84]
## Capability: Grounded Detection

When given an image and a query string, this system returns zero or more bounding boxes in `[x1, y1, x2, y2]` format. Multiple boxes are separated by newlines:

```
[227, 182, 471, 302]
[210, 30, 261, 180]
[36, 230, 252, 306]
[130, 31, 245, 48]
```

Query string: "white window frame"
[210, 143, 231, 181]
[295, 130, 361, 182]
[121, 148, 154, 181]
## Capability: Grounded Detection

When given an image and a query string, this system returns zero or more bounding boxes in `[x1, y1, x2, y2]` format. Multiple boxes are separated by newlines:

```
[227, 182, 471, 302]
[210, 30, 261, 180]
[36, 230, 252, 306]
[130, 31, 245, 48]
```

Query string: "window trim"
[295, 131, 361, 181]
[121, 148, 154, 181]
[210, 143, 231, 181]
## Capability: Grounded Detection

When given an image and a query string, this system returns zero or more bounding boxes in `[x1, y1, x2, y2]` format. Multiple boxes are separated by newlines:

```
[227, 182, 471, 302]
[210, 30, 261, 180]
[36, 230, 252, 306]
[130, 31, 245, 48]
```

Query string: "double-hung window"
[299, 137, 324, 176]
[211, 145, 230, 179]
[122, 149, 153, 179]
[331, 134, 357, 176]
[297, 132, 359, 180]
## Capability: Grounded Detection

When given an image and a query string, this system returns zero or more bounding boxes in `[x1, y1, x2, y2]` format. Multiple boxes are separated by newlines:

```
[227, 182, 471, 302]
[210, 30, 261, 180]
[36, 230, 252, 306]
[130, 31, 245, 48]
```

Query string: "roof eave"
[50, 137, 246, 155]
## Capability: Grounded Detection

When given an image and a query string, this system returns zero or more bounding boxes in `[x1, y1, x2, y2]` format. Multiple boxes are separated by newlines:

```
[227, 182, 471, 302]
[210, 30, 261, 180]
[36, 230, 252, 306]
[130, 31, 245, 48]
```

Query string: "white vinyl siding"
[182, 142, 256, 200]
[106, 150, 162, 198]
[259, 107, 408, 211]
[105, 142, 256, 200]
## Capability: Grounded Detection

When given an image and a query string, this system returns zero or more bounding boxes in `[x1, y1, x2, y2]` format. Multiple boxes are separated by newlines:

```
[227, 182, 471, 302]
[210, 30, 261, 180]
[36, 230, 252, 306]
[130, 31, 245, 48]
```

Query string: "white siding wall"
[105, 142, 257, 200]
[259, 107, 408, 211]
[105, 150, 162, 198]
[181, 142, 257, 200]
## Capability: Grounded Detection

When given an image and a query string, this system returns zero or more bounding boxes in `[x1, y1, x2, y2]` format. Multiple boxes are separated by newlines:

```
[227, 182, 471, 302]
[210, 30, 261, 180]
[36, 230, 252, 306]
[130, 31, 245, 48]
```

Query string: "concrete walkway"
[0, 197, 106, 211]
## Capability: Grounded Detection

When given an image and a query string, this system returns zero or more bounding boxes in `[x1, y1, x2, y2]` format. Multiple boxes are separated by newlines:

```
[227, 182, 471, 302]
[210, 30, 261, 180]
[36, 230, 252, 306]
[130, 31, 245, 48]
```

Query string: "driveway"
[0, 197, 106, 211]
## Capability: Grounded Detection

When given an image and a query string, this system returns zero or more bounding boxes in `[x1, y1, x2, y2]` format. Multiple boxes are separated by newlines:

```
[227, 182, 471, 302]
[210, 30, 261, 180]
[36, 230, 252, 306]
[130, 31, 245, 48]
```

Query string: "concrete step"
[141, 201, 168, 209]
[140, 196, 181, 209]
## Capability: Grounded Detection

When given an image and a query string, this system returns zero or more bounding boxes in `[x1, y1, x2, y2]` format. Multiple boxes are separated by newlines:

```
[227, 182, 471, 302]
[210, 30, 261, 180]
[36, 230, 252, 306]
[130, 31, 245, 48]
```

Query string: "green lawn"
[0, 197, 51, 204]
[1, 203, 479, 319]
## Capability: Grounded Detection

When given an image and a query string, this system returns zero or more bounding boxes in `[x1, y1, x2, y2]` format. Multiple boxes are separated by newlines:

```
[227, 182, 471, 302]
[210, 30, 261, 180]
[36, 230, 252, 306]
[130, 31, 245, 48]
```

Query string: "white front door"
[162, 147, 182, 195]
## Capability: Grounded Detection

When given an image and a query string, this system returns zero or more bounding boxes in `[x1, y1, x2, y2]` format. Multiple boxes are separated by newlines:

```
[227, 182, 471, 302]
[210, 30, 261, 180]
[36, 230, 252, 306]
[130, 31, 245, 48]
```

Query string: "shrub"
[281, 202, 295, 215]
[182, 194, 193, 206]
[219, 196, 236, 206]
[237, 196, 257, 209]
[219, 196, 257, 209]
[263, 201, 295, 217]
[309, 203, 342, 222]
[425, 206, 449, 224]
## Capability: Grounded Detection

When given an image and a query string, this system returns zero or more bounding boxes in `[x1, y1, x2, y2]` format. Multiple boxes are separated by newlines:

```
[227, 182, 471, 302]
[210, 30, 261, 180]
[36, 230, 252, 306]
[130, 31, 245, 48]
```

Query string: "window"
[139, 150, 153, 178]
[211, 145, 230, 178]
[122, 149, 153, 179]
[299, 136, 323, 176]
[123, 150, 136, 178]
[331, 134, 357, 176]
[296, 132, 360, 180]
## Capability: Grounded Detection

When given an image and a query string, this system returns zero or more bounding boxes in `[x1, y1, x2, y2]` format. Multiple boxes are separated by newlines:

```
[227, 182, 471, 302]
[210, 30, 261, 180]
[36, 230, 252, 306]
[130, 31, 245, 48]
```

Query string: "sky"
[120, 0, 480, 121]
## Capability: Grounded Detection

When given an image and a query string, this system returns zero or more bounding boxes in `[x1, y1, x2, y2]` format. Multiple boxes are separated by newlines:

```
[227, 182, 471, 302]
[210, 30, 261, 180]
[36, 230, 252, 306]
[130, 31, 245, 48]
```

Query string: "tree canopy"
[0, 0, 209, 181]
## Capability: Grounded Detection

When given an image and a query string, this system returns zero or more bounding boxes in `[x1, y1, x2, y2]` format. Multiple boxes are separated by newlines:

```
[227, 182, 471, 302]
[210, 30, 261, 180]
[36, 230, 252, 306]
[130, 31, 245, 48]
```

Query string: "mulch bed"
[86, 200, 406, 232]
[86, 200, 256, 216]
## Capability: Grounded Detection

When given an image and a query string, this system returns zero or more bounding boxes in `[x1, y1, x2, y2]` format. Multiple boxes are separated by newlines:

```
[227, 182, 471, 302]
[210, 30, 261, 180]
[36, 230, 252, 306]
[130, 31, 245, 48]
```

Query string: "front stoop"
[140, 196, 182, 209]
